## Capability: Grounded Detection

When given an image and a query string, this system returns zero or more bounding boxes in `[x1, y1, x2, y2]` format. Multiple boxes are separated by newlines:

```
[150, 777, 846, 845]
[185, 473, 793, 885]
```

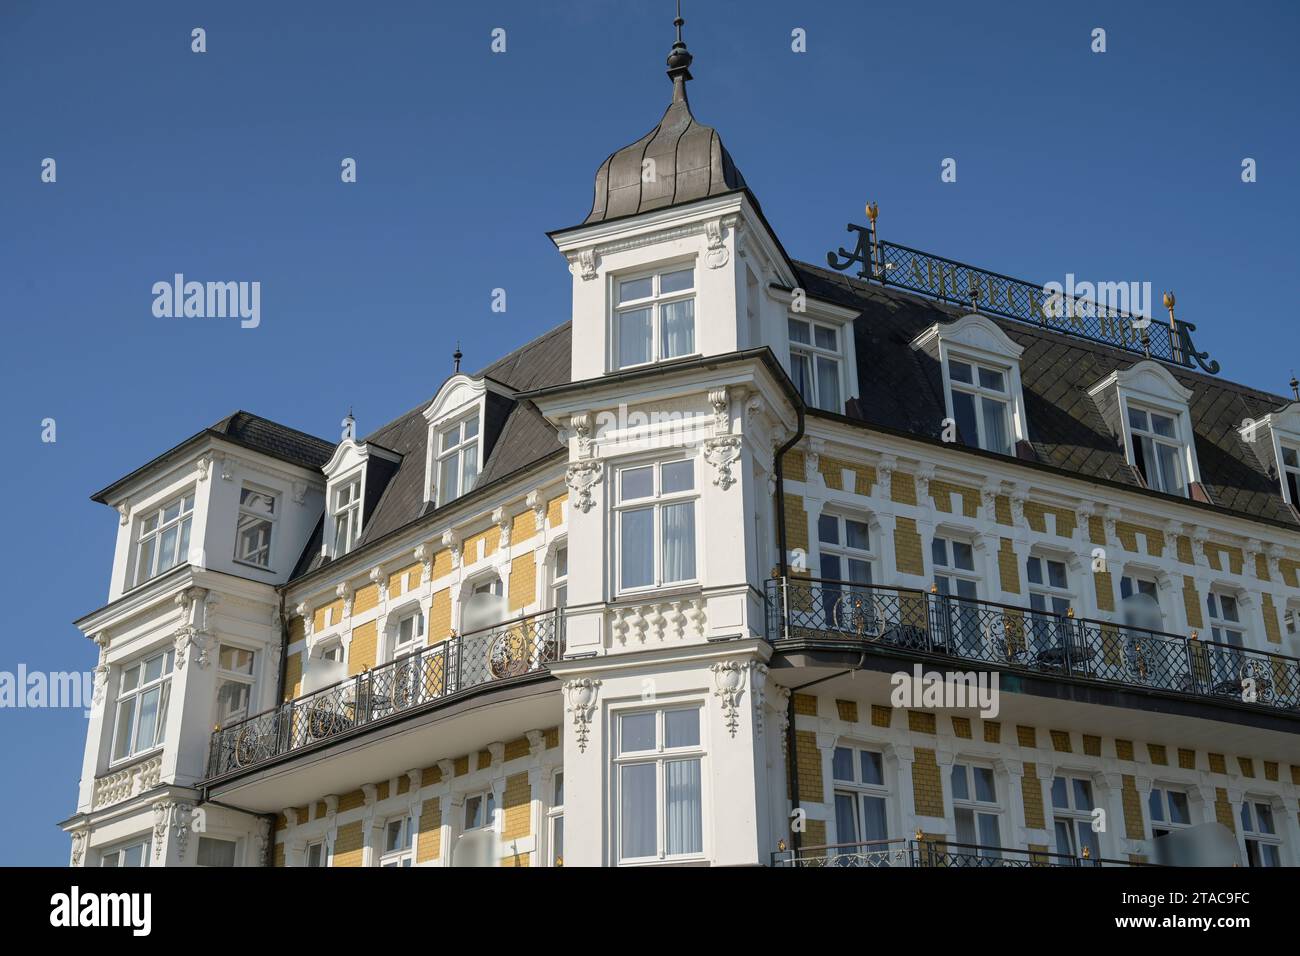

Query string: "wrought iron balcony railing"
[206, 611, 563, 780]
[765, 577, 1300, 714]
[772, 837, 1147, 868]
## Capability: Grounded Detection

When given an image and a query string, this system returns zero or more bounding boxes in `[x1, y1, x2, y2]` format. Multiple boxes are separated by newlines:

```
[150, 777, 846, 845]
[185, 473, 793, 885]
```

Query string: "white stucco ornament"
[703, 435, 742, 490]
[564, 678, 602, 752]
[711, 661, 748, 737]
[565, 460, 603, 514]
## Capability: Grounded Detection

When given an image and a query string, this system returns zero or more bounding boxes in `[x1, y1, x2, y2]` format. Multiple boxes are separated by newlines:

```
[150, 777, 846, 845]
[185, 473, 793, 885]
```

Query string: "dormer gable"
[422, 374, 516, 507]
[321, 431, 401, 559]
[1241, 400, 1300, 510]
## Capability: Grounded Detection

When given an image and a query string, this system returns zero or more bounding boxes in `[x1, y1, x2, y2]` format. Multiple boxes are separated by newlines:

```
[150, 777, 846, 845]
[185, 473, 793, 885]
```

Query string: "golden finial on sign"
[865, 201, 879, 223]
[1082, 845, 1091, 859]
[1163, 291, 1177, 329]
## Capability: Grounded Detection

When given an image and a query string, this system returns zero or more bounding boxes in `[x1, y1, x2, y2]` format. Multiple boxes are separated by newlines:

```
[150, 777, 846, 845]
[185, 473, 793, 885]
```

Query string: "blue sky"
[0, 0, 1295, 864]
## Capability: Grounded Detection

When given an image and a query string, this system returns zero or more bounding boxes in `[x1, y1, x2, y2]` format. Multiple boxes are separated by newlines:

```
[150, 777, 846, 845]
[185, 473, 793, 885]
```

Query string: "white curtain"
[661, 502, 695, 583]
[620, 508, 654, 589]
[980, 396, 1009, 454]
[660, 299, 695, 358]
[620, 763, 656, 859]
[619, 308, 652, 366]
[665, 758, 702, 855]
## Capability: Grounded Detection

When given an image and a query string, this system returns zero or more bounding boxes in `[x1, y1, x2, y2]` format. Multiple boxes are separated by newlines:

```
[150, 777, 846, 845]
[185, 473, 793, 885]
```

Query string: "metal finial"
[1162, 291, 1176, 329]
[1290, 372, 1298, 401]
[453, 342, 462, 373]
[666, 0, 693, 95]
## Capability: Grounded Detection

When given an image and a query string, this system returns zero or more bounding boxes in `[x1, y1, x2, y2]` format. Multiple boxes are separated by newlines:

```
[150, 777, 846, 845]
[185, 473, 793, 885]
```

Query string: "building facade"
[62, 25, 1300, 868]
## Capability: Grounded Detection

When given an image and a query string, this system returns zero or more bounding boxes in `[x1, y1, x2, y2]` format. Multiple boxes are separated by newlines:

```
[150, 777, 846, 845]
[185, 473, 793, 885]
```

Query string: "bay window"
[234, 486, 276, 567]
[436, 416, 480, 505]
[616, 459, 697, 593]
[196, 837, 238, 867]
[100, 837, 150, 867]
[1126, 405, 1186, 496]
[948, 357, 1011, 455]
[788, 317, 843, 412]
[615, 266, 695, 368]
[111, 648, 173, 762]
[134, 492, 195, 586]
[615, 706, 704, 863]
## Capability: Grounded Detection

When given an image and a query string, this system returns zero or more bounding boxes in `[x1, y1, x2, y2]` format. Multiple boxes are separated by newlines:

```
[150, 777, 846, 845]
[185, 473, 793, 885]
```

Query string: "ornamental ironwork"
[826, 224, 1219, 374]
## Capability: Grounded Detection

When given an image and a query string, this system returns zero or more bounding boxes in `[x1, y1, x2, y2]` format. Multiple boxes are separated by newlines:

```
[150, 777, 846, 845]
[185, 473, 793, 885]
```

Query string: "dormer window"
[436, 415, 480, 506]
[948, 358, 1011, 454]
[332, 476, 362, 556]
[615, 266, 695, 368]
[911, 314, 1028, 456]
[1281, 444, 1300, 506]
[788, 318, 842, 412]
[1127, 405, 1186, 496]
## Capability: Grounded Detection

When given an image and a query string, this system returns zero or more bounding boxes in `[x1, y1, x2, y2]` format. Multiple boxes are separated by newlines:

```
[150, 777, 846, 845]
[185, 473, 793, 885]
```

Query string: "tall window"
[111, 649, 173, 762]
[552, 544, 568, 609]
[615, 706, 704, 863]
[788, 318, 842, 412]
[100, 837, 150, 867]
[215, 645, 256, 726]
[819, 513, 873, 632]
[1241, 800, 1281, 867]
[933, 536, 980, 654]
[134, 492, 195, 586]
[1127, 405, 1186, 496]
[1051, 775, 1100, 859]
[1119, 574, 1163, 631]
[948, 358, 1011, 454]
[616, 460, 697, 593]
[1027, 555, 1072, 655]
[1282, 444, 1300, 505]
[950, 763, 1002, 859]
[305, 840, 327, 867]
[831, 746, 889, 853]
[548, 771, 565, 867]
[437, 416, 479, 505]
[379, 816, 413, 867]
[1147, 786, 1191, 838]
[332, 477, 362, 556]
[234, 486, 276, 567]
[615, 266, 695, 367]
[196, 837, 238, 867]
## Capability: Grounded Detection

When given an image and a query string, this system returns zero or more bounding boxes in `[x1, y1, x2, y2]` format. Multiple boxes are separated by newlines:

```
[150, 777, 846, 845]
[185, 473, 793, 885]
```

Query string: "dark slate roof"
[289, 323, 571, 580]
[91, 411, 335, 504]
[585, 76, 747, 225]
[793, 261, 1300, 529]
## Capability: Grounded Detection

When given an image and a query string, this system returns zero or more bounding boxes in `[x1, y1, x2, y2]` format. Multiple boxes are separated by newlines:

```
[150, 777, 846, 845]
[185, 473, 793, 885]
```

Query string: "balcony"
[205, 611, 563, 781]
[772, 837, 1148, 868]
[765, 577, 1300, 715]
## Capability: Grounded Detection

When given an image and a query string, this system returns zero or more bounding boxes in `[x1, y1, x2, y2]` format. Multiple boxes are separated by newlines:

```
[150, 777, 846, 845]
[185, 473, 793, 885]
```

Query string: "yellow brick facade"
[911, 748, 944, 817]
[348, 620, 378, 675]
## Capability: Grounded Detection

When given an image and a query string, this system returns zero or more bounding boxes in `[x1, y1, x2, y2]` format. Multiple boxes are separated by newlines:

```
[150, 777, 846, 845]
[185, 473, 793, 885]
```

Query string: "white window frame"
[1147, 785, 1192, 838]
[233, 484, 277, 569]
[1026, 553, 1073, 616]
[1125, 401, 1189, 497]
[1280, 441, 1300, 508]
[1240, 799, 1282, 867]
[932, 534, 979, 598]
[612, 704, 706, 865]
[305, 839, 328, 867]
[330, 473, 363, 557]
[830, 744, 891, 851]
[788, 316, 845, 412]
[1118, 571, 1165, 633]
[435, 414, 481, 507]
[100, 835, 150, 867]
[214, 644, 257, 727]
[463, 789, 497, 834]
[110, 648, 174, 765]
[613, 457, 699, 597]
[611, 263, 697, 370]
[133, 491, 196, 587]
[950, 761, 1004, 859]
[388, 604, 426, 662]
[546, 769, 564, 867]
[1050, 773, 1100, 860]
[945, 354, 1014, 455]
[1206, 588, 1246, 647]
[551, 542, 569, 610]
[817, 512, 874, 586]
[378, 815, 414, 867]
